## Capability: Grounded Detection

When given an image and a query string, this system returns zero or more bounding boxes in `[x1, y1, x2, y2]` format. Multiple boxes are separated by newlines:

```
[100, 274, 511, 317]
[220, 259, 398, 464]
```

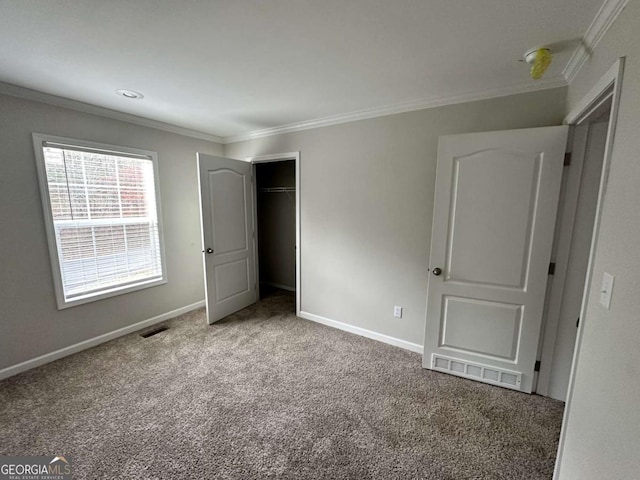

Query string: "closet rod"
[258, 187, 296, 193]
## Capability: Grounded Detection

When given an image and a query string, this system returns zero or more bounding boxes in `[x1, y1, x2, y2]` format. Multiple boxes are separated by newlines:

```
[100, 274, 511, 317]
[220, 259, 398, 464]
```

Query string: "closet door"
[197, 153, 257, 324]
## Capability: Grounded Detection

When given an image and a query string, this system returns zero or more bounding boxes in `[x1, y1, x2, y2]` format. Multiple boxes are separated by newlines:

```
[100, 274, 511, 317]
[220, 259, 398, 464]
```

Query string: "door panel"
[441, 296, 522, 360]
[198, 153, 256, 324]
[447, 149, 540, 288]
[423, 126, 568, 393]
[209, 170, 248, 254]
[214, 258, 250, 301]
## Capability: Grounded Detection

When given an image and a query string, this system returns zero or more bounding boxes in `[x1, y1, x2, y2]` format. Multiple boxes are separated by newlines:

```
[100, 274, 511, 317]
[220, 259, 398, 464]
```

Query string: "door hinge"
[564, 152, 572, 166]
[534, 360, 541, 372]
[548, 262, 556, 275]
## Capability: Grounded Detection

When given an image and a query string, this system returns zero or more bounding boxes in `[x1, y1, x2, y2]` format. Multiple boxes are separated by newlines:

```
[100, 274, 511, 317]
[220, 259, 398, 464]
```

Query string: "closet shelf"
[258, 187, 296, 193]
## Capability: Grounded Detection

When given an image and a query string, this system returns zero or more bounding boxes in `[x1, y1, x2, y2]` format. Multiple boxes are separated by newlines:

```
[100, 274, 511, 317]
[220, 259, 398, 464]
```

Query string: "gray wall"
[225, 88, 567, 346]
[0, 94, 222, 370]
[556, 1, 640, 478]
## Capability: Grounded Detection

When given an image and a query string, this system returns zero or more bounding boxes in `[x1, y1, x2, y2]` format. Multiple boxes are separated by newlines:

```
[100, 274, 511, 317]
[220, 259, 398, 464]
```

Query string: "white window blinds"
[36, 136, 166, 307]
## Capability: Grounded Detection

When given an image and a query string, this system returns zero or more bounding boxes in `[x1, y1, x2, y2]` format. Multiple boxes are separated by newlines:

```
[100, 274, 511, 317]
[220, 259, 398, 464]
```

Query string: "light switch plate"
[600, 272, 614, 309]
[394, 306, 402, 318]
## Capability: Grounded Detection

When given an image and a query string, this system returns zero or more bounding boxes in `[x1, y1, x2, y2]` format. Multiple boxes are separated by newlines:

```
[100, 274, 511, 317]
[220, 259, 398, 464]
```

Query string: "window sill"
[56, 276, 168, 310]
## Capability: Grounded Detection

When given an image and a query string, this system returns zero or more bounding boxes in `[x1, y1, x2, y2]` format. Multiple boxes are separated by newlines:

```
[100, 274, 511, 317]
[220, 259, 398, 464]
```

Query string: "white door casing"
[197, 153, 257, 324]
[423, 126, 568, 393]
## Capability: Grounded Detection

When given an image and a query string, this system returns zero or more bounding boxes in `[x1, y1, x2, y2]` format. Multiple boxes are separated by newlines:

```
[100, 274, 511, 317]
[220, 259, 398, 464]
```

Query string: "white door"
[197, 153, 257, 324]
[423, 126, 568, 393]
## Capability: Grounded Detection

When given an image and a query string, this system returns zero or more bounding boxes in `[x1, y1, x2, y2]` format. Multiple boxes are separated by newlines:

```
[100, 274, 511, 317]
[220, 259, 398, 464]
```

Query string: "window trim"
[32, 133, 168, 309]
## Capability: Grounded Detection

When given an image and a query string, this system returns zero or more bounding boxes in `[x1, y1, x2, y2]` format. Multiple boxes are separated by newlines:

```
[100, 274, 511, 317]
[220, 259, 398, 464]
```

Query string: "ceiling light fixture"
[116, 89, 144, 99]
[524, 48, 552, 80]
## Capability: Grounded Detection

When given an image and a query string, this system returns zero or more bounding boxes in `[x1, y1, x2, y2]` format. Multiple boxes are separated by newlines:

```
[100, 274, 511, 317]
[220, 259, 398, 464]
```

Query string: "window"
[33, 134, 166, 309]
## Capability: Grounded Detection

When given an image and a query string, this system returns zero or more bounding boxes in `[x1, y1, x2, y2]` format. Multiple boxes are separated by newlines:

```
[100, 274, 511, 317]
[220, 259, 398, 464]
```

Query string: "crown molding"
[223, 76, 567, 144]
[0, 76, 568, 146]
[563, 0, 629, 84]
[0, 82, 225, 144]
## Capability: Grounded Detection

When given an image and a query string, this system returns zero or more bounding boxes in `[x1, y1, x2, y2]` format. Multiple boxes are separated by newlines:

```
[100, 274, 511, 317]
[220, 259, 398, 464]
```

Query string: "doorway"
[196, 151, 300, 324]
[536, 101, 611, 401]
[249, 152, 301, 315]
[422, 59, 625, 399]
[254, 160, 296, 300]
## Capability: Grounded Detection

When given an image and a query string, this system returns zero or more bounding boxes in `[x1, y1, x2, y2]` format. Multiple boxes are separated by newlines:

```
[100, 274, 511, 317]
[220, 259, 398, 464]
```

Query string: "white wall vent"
[431, 354, 523, 391]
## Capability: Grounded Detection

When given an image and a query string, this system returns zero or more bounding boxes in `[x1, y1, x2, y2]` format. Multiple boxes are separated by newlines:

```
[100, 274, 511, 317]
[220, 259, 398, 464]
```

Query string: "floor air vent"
[431, 354, 522, 391]
[140, 326, 169, 338]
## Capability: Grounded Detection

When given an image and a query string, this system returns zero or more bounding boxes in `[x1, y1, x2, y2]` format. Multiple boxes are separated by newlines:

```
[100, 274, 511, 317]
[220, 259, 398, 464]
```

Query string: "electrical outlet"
[394, 306, 402, 318]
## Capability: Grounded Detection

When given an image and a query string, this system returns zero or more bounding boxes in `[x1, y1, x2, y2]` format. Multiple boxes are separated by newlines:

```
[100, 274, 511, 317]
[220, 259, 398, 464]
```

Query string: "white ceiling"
[0, 0, 606, 141]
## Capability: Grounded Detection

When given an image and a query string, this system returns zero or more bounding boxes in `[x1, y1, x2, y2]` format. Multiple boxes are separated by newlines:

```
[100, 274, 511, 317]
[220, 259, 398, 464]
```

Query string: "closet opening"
[254, 159, 297, 304]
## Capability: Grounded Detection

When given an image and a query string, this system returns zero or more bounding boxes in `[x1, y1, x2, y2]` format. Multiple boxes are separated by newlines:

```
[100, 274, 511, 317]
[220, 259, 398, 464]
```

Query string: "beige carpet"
[0, 290, 563, 479]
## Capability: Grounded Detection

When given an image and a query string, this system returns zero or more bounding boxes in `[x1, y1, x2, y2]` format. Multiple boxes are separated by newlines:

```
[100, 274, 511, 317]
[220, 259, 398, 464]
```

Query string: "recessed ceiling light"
[116, 89, 144, 99]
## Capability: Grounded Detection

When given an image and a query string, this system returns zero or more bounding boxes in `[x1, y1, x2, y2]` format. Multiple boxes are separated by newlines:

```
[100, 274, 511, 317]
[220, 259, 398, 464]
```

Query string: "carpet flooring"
[0, 290, 564, 479]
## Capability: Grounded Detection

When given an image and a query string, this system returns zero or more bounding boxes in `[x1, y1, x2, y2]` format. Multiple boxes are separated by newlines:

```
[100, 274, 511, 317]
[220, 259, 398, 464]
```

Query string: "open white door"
[197, 153, 257, 324]
[423, 126, 568, 393]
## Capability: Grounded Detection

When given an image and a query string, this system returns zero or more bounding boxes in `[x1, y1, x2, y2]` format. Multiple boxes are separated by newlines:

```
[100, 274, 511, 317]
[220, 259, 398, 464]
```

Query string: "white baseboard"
[0, 300, 205, 381]
[298, 310, 424, 354]
[262, 281, 295, 292]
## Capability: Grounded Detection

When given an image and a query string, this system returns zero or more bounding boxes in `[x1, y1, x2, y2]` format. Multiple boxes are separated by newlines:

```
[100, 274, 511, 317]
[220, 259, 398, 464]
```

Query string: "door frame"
[535, 121, 599, 398]
[554, 57, 625, 479]
[246, 152, 301, 316]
